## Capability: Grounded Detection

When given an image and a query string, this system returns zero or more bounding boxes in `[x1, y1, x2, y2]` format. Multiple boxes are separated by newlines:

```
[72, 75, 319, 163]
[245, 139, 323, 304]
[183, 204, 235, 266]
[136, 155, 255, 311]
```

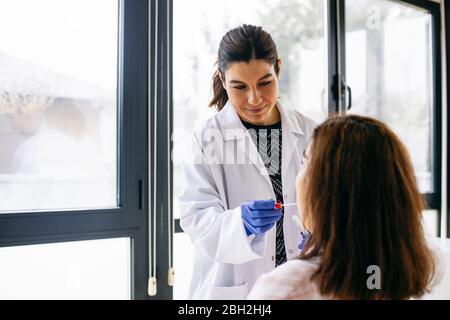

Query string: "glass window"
[345, 0, 434, 193]
[0, 238, 131, 299]
[0, 0, 119, 212]
[172, 0, 327, 220]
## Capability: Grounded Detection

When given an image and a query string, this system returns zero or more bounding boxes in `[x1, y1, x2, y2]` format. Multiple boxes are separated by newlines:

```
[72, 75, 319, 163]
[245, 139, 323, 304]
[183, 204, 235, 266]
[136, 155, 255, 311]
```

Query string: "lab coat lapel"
[278, 102, 304, 186]
[218, 101, 272, 188]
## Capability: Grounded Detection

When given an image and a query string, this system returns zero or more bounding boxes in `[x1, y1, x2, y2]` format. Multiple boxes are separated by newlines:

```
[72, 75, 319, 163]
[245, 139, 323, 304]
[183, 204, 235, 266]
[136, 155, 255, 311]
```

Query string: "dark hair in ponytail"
[209, 24, 280, 111]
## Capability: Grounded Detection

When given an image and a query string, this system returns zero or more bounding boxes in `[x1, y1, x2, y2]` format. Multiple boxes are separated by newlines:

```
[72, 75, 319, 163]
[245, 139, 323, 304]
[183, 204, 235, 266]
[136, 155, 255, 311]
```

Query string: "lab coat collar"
[218, 100, 247, 141]
[278, 100, 304, 136]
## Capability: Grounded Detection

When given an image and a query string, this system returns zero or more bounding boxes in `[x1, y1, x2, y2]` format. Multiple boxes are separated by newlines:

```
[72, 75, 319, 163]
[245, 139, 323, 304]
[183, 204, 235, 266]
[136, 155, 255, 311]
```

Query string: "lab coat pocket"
[208, 282, 249, 300]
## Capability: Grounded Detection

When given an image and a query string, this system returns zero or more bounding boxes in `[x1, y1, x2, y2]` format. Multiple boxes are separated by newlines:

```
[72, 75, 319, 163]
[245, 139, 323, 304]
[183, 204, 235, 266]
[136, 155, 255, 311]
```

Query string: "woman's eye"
[233, 85, 246, 90]
[258, 81, 271, 87]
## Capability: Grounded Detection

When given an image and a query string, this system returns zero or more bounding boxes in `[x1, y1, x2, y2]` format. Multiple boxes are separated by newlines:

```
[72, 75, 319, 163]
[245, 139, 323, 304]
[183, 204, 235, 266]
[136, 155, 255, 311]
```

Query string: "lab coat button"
[283, 195, 288, 200]
[288, 249, 293, 254]
[271, 256, 274, 261]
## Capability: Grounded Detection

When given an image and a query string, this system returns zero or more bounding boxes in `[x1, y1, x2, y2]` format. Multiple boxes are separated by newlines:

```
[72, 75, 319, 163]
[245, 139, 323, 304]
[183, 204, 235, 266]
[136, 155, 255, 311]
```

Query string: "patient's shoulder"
[247, 257, 322, 300]
[269, 257, 320, 279]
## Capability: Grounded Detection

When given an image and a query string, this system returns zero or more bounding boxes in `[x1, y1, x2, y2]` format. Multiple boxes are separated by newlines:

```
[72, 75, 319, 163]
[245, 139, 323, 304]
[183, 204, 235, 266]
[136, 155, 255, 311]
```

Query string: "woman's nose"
[248, 89, 262, 106]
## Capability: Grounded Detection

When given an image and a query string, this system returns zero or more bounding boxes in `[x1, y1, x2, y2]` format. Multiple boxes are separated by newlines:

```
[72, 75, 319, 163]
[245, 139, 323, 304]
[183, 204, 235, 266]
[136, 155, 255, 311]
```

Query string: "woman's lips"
[247, 105, 266, 114]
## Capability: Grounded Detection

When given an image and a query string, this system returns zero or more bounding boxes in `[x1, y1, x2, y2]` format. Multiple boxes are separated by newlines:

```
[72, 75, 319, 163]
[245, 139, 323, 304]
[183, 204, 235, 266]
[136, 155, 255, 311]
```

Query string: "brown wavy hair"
[299, 114, 436, 300]
[209, 24, 280, 111]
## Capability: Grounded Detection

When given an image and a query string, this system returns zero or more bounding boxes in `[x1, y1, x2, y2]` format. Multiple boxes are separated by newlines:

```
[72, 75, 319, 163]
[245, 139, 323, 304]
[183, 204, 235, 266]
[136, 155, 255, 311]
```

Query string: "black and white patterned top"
[242, 119, 287, 267]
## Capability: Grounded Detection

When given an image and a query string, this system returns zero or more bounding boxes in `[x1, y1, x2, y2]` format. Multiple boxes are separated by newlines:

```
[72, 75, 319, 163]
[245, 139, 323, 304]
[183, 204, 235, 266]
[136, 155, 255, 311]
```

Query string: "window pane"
[0, 0, 118, 212]
[345, 0, 434, 193]
[422, 209, 439, 238]
[0, 238, 131, 299]
[172, 0, 327, 219]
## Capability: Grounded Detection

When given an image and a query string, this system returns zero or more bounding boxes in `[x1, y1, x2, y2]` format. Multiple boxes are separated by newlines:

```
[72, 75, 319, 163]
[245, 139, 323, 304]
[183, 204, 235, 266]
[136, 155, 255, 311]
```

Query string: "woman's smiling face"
[222, 59, 281, 126]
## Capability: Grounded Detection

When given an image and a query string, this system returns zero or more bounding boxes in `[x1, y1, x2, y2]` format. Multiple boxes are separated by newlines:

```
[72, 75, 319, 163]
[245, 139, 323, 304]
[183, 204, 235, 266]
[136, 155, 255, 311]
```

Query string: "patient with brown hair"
[248, 114, 438, 300]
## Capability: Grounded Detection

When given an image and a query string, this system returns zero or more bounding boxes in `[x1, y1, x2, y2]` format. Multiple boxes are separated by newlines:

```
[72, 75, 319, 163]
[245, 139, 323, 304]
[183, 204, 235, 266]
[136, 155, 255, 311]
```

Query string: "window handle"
[343, 81, 352, 110]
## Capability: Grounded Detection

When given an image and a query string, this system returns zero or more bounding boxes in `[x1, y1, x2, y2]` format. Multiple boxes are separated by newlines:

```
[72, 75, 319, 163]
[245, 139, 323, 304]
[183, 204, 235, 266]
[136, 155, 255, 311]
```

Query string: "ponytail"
[209, 69, 228, 111]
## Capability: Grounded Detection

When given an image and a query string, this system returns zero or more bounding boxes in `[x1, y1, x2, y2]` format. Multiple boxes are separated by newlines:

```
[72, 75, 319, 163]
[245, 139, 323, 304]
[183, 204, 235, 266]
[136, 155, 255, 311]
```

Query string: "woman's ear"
[219, 72, 226, 90]
[276, 59, 282, 77]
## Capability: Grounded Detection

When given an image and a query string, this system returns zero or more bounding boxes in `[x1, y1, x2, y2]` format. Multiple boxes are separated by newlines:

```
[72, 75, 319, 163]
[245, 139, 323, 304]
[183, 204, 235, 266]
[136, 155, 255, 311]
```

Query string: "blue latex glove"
[241, 199, 282, 236]
[298, 231, 311, 250]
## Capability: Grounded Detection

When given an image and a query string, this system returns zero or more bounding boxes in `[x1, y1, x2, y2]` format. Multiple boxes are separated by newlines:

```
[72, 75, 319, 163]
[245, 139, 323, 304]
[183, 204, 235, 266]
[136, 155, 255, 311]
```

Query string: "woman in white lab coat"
[179, 24, 316, 299]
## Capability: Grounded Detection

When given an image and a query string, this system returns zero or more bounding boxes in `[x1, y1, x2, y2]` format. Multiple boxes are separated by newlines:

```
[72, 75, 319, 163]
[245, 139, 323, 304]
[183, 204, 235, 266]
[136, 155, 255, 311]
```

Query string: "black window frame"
[0, 0, 150, 299]
[446, 0, 450, 239]
[337, 0, 442, 235]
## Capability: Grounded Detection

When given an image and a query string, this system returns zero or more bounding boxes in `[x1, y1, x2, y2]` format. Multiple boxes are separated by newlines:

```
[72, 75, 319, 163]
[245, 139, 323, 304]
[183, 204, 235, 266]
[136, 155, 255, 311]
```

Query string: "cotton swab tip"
[275, 202, 297, 209]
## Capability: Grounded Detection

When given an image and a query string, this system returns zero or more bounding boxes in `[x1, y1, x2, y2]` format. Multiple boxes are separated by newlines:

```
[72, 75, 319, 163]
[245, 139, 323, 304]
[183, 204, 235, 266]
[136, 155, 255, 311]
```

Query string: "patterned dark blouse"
[241, 119, 287, 266]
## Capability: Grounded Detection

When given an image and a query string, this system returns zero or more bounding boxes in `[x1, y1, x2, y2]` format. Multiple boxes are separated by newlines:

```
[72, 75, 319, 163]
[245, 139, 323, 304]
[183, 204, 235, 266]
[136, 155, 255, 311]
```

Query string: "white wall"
[422, 237, 450, 299]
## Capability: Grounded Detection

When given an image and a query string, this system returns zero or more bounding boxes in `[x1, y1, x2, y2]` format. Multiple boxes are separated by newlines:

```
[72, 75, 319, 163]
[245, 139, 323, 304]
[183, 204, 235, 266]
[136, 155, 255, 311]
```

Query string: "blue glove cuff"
[298, 231, 311, 250]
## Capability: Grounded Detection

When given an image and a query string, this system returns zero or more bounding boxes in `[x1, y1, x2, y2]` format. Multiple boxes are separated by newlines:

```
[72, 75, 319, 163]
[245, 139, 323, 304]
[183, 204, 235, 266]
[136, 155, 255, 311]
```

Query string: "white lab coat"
[179, 100, 316, 300]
